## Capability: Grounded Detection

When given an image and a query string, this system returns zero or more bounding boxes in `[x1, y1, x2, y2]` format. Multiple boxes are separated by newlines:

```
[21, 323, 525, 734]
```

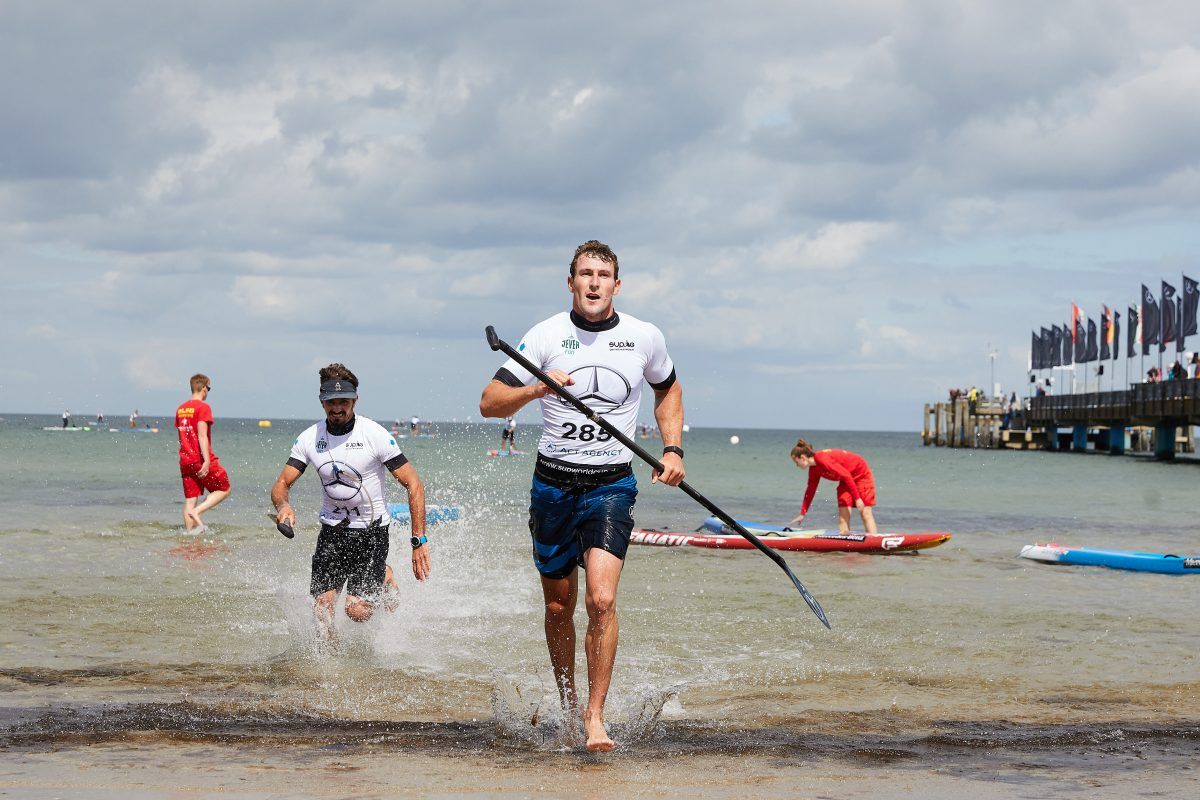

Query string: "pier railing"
[1029, 378, 1200, 424]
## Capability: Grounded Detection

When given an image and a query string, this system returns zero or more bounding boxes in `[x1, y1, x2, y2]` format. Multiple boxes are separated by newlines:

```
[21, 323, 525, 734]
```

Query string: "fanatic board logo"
[608, 340, 636, 350]
[560, 365, 632, 414]
[317, 460, 363, 502]
[562, 337, 580, 351]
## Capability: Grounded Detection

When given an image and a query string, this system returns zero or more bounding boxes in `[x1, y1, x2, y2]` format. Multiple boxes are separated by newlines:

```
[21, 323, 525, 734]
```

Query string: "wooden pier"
[923, 379, 1200, 458]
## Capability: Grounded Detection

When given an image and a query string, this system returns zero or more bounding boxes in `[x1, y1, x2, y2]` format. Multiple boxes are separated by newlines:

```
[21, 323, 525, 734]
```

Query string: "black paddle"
[485, 325, 831, 629]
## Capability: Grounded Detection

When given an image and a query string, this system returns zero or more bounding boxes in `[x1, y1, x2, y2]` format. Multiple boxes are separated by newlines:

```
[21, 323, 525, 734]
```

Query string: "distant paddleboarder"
[176, 374, 231, 533]
[500, 416, 517, 453]
[479, 239, 685, 752]
[789, 439, 877, 533]
[271, 364, 430, 639]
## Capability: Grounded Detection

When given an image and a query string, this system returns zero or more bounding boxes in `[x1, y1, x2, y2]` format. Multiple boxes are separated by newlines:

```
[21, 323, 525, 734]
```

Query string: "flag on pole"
[1112, 311, 1120, 362]
[1085, 317, 1098, 362]
[1051, 324, 1063, 367]
[1142, 284, 1159, 354]
[1100, 305, 1111, 361]
[1160, 281, 1177, 353]
[1031, 331, 1040, 370]
[1128, 304, 1139, 358]
[1182, 274, 1198, 342]
[1074, 311, 1087, 362]
[1062, 320, 1073, 366]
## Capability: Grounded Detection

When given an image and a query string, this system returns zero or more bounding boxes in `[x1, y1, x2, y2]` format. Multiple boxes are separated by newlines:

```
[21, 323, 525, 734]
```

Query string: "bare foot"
[185, 509, 204, 533]
[583, 711, 614, 753]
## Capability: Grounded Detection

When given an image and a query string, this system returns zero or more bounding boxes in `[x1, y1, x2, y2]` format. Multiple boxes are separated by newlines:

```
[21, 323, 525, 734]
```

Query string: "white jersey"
[288, 415, 407, 529]
[496, 310, 676, 466]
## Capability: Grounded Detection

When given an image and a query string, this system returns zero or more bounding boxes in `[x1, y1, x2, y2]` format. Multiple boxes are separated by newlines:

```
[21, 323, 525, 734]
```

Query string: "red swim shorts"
[180, 459, 231, 499]
[837, 473, 876, 508]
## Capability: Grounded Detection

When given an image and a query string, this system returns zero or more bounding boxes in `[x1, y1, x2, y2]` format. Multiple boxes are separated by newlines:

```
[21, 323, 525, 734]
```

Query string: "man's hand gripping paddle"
[484, 325, 831, 629]
[267, 512, 295, 539]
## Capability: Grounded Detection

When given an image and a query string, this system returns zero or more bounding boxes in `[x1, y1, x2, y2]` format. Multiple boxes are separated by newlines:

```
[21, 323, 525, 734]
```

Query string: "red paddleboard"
[630, 528, 951, 553]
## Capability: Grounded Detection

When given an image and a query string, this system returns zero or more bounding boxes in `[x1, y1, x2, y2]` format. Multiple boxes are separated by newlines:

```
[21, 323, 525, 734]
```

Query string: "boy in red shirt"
[788, 438, 877, 533]
[176, 373, 231, 532]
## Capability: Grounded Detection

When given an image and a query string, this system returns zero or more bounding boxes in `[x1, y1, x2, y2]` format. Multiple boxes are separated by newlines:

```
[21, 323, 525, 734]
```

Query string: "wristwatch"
[411, 535, 428, 549]
[662, 445, 684, 458]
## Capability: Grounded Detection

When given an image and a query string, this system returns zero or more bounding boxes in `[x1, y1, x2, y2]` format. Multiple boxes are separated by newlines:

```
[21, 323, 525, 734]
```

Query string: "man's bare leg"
[313, 589, 339, 644]
[188, 489, 230, 529]
[344, 593, 375, 623]
[860, 506, 877, 534]
[582, 547, 623, 753]
[182, 497, 200, 532]
[540, 571, 580, 723]
[837, 506, 852, 533]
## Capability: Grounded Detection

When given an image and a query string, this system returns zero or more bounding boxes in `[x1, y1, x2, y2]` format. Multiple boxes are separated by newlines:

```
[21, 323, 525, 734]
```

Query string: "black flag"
[1100, 307, 1111, 361]
[1051, 324, 1063, 367]
[1062, 321, 1073, 366]
[1182, 274, 1198, 342]
[1160, 281, 1177, 353]
[1085, 317, 1098, 362]
[1112, 311, 1120, 361]
[1127, 305, 1138, 358]
[1142, 284, 1159, 354]
[1074, 316, 1087, 362]
[1031, 331, 1041, 370]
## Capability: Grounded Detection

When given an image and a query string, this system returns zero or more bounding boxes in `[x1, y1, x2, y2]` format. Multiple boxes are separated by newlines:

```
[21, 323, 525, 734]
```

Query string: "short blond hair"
[190, 374, 210, 392]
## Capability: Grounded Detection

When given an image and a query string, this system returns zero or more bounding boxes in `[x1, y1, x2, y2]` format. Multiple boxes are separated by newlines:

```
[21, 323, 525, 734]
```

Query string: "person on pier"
[788, 438, 877, 534]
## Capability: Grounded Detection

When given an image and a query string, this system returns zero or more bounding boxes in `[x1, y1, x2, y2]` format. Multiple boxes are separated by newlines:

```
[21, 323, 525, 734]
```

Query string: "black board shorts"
[310, 522, 390, 598]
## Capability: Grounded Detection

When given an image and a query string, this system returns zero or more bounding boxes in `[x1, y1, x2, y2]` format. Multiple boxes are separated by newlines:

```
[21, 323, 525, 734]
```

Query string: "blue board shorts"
[528, 474, 637, 579]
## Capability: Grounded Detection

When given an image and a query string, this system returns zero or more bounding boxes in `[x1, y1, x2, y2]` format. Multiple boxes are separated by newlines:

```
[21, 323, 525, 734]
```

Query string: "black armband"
[286, 457, 307, 474]
[662, 445, 684, 458]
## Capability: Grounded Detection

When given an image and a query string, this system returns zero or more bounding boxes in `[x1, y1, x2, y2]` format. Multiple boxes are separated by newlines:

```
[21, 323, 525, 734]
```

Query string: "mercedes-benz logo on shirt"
[317, 460, 363, 502]
[561, 365, 632, 414]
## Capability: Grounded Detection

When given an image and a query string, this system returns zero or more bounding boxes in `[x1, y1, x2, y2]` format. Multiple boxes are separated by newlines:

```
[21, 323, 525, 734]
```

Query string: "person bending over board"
[479, 239, 685, 752]
[176, 374, 231, 533]
[788, 439, 877, 534]
[270, 364, 430, 640]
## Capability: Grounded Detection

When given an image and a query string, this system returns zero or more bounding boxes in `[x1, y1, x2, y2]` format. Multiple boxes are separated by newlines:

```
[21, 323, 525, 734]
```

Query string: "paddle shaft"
[485, 325, 831, 629]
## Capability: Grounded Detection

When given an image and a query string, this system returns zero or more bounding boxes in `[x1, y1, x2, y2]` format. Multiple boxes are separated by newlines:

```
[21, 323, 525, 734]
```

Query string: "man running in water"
[479, 239, 685, 752]
[271, 364, 430, 638]
[500, 417, 517, 453]
[789, 438, 877, 533]
[176, 374, 231, 532]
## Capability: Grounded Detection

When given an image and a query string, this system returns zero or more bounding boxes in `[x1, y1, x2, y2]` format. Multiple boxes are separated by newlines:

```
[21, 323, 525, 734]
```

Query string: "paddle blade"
[485, 325, 501, 351]
[788, 570, 832, 629]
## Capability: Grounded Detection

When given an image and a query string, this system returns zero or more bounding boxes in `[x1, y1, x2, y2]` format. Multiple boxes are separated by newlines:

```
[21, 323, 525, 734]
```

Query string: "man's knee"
[345, 597, 374, 623]
[544, 595, 574, 624]
[585, 587, 616, 620]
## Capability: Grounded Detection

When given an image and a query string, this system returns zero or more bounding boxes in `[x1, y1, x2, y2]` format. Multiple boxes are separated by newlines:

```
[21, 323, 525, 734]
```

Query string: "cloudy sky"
[4, 1, 1199, 430]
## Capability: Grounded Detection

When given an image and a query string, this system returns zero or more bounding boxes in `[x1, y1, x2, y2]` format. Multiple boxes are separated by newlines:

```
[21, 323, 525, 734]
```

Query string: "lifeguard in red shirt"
[788, 438, 877, 533]
[176, 373, 231, 533]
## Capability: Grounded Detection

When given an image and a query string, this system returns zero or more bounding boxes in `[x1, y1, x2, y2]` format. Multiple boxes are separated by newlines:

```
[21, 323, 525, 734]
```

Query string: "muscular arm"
[392, 462, 430, 581]
[651, 381, 685, 486]
[270, 464, 304, 526]
[479, 371, 574, 418]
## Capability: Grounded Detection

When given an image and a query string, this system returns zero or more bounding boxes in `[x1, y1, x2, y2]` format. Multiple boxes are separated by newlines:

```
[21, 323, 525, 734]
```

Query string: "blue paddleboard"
[388, 503, 462, 525]
[1019, 543, 1200, 575]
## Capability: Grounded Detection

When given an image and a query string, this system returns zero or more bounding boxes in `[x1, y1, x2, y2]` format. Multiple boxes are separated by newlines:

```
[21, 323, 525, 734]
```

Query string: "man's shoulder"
[296, 422, 322, 442]
[613, 311, 666, 340]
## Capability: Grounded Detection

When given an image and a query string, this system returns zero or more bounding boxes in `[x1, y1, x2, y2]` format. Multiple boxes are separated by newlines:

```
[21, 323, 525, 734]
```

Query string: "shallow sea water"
[1, 414, 1198, 796]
